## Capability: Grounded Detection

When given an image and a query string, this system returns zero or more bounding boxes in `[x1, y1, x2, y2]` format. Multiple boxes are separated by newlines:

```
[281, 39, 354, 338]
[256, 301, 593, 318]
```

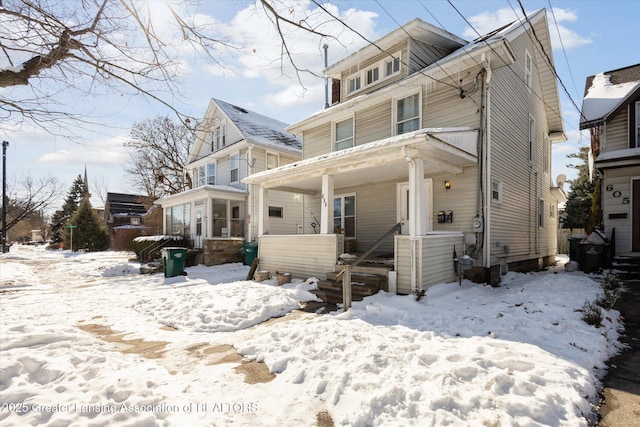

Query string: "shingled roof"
[214, 99, 302, 151]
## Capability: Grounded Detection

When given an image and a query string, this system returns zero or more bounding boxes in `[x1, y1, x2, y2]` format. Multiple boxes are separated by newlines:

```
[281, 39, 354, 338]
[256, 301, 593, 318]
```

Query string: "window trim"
[266, 152, 280, 170]
[333, 115, 355, 151]
[214, 123, 227, 151]
[392, 88, 422, 136]
[525, 50, 533, 91]
[492, 180, 503, 204]
[230, 153, 239, 183]
[538, 199, 545, 228]
[529, 115, 536, 162]
[207, 162, 216, 185]
[268, 206, 284, 219]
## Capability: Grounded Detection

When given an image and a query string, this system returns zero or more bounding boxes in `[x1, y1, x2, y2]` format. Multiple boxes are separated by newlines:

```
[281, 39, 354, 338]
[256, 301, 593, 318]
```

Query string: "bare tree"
[0, 0, 336, 134]
[1, 174, 61, 234]
[125, 116, 194, 198]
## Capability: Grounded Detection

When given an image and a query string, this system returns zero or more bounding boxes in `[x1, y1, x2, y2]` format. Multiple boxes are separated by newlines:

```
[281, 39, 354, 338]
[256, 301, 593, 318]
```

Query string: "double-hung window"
[395, 92, 420, 135]
[525, 51, 533, 90]
[215, 124, 226, 150]
[529, 116, 536, 162]
[207, 163, 216, 185]
[198, 165, 205, 187]
[348, 76, 361, 94]
[230, 153, 239, 183]
[335, 117, 354, 151]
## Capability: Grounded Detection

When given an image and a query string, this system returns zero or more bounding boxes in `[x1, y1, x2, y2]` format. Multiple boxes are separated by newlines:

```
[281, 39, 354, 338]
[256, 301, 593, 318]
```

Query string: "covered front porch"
[244, 128, 478, 294]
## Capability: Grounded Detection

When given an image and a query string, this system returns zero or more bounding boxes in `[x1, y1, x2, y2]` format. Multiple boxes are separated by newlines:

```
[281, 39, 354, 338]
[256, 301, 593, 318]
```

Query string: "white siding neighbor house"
[156, 99, 302, 265]
[244, 9, 566, 293]
[580, 64, 640, 255]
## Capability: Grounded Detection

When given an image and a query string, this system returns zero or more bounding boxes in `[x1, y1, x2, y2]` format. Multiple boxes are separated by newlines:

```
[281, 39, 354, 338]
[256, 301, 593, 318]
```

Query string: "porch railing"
[337, 223, 401, 311]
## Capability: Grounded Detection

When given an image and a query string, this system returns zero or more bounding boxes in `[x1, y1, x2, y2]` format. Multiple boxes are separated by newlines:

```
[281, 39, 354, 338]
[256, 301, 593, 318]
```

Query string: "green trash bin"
[243, 242, 258, 266]
[162, 247, 188, 278]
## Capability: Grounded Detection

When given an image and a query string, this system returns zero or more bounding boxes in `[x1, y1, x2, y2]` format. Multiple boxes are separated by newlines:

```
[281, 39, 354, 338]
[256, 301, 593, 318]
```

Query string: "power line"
[310, 0, 460, 91]
[515, 0, 586, 122]
[547, 0, 582, 103]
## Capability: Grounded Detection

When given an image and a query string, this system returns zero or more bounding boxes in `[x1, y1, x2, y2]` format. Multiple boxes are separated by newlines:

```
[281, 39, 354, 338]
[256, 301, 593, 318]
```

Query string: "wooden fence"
[557, 228, 586, 255]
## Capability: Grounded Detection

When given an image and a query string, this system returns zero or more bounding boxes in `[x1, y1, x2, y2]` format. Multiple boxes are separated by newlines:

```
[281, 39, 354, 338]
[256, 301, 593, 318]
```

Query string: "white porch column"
[408, 157, 426, 237]
[320, 174, 334, 234]
[258, 186, 269, 236]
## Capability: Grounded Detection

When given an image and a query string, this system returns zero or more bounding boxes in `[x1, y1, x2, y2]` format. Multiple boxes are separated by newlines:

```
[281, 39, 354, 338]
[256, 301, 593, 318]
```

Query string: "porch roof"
[155, 185, 247, 207]
[243, 128, 478, 193]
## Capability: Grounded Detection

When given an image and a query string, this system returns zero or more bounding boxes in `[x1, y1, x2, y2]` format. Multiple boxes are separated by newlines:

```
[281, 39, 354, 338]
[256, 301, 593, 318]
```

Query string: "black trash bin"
[162, 247, 188, 278]
[243, 242, 258, 266]
[568, 235, 586, 261]
[579, 242, 606, 274]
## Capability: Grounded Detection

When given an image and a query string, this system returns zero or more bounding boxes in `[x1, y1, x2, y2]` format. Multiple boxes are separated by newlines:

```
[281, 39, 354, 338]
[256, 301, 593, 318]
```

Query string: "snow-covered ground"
[0, 245, 622, 426]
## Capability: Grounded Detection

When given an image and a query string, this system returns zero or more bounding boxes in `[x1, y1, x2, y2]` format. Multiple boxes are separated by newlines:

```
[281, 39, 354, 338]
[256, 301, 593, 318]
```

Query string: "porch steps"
[612, 255, 640, 285]
[312, 270, 388, 305]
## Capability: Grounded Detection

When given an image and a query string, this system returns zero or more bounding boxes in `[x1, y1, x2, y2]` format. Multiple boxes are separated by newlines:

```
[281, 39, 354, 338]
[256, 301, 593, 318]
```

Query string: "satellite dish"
[556, 174, 566, 188]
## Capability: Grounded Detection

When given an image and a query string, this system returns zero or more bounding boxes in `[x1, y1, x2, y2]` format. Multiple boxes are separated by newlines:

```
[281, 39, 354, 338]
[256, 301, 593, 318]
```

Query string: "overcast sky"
[2, 0, 638, 209]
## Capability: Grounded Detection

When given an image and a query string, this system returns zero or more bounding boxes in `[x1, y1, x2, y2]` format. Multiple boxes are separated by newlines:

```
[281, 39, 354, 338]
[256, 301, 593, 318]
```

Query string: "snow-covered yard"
[0, 245, 622, 426]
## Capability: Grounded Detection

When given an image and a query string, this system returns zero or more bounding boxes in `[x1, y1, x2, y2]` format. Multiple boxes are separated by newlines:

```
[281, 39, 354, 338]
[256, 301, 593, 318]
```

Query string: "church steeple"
[83, 165, 90, 199]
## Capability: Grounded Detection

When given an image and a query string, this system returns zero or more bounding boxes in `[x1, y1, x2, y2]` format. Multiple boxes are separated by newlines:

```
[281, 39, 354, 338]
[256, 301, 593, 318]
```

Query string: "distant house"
[155, 98, 303, 265]
[104, 192, 157, 250]
[580, 63, 640, 254]
[245, 9, 566, 291]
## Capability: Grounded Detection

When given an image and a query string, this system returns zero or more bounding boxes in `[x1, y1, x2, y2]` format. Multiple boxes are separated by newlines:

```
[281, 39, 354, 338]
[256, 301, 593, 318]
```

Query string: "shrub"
[580, 300, 603, 328]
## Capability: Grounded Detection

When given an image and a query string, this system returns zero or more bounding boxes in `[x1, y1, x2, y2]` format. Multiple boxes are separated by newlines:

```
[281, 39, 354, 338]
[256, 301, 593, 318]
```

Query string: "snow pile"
[0, 246, 623, 426]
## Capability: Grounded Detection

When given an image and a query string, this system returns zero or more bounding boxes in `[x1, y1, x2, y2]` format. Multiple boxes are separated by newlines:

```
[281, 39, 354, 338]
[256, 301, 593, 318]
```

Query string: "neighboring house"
[245, 9, 566, 292]
[104, 192, 156, 250]
[156, 98, 303, 265]
[580, 63, 640, 254]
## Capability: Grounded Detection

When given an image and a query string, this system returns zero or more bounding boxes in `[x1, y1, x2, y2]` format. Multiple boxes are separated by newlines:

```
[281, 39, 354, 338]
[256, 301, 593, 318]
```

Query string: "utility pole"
[2, 140, 8, 253]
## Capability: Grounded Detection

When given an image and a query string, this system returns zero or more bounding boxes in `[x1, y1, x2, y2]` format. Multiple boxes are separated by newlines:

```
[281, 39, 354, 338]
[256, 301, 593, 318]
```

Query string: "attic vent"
[233, 106, 248, 114]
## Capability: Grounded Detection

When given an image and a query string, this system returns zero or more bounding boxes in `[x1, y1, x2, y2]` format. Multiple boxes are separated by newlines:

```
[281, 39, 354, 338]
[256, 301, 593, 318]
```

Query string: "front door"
[633, 179, 640, 252]
[397, 179, 433, 235]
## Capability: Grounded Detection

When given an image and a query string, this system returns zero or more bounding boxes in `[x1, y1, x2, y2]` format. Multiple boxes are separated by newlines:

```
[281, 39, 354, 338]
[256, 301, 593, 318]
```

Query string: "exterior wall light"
[444, 180, 451, 190]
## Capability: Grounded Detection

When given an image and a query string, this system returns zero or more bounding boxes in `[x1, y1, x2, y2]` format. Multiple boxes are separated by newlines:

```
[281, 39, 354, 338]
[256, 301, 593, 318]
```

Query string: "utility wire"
[310, 0, 460, 91]
[516, 0, 586, 122]
[547, 0, 582, 103]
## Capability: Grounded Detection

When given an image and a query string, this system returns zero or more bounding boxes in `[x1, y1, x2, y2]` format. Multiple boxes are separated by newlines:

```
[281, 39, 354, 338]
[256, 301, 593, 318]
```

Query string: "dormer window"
[346, 51, 402, 95]
[366, 66, 379, 85]
[348, 76, 361, 93]
[385, 56, 401, 77]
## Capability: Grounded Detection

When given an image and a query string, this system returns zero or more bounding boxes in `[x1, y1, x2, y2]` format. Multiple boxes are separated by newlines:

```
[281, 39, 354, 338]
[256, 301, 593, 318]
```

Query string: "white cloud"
[463, 7, 590, 50]
[38, 137, 128, 166]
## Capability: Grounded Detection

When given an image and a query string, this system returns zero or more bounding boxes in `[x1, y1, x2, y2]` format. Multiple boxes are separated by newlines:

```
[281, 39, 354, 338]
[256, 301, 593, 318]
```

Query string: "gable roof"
[290, 9, 564, 141]
[188, 99, 302, 165]
[580, 63, 640, 129]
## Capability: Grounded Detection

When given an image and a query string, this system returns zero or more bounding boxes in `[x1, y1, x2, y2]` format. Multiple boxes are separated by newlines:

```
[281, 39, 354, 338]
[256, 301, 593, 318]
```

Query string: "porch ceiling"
[244, 128, 478, 193]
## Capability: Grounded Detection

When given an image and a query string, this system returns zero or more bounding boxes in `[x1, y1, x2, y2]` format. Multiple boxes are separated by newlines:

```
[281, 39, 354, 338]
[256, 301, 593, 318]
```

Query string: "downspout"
[247, 144, 254, 242]
[482, 54, 492, 284]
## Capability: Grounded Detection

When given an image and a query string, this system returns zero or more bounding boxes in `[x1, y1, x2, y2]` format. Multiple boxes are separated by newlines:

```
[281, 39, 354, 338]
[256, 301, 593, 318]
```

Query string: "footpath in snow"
[0, 245, 623, 426]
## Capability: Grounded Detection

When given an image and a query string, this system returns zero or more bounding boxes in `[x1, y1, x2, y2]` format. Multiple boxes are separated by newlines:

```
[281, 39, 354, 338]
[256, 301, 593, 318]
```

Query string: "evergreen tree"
[50, 174, 89, 243]
[563, 147, 600, 230]
[63, 196, 109, 251]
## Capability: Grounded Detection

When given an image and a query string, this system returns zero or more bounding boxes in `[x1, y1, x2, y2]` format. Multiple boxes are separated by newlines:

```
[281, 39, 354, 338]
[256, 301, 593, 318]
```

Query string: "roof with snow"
[580, 63, 640, 129]
[214, 99, 302, 151]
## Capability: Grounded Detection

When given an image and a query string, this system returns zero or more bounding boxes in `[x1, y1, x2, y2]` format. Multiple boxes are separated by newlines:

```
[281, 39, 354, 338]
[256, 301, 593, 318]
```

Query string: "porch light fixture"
[444, 180, 451, 190]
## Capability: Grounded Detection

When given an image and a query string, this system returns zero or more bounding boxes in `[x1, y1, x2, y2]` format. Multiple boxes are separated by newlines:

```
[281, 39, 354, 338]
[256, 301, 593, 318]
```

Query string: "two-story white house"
[580, 64, 640, 255]
[156, 98, 303, 265]
[244, 9, 566, 293]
